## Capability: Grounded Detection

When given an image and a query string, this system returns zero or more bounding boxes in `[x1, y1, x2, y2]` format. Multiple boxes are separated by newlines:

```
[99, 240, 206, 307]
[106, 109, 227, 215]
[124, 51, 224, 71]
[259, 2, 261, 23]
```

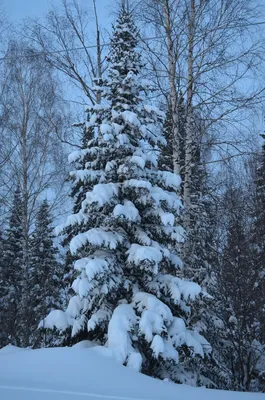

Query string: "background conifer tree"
[0, 187, 24, 347]
[29, 200, 62, 347]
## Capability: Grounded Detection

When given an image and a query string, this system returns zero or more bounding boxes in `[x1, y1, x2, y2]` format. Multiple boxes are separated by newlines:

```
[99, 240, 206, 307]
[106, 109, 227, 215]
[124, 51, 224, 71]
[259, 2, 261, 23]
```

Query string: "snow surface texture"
[0, 345, 263, 400]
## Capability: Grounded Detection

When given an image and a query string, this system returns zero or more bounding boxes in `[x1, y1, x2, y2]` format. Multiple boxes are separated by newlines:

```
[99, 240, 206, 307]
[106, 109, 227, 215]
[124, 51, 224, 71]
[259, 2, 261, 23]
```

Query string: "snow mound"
[0, 345, 28, 355]
[0, 346, 263, 400]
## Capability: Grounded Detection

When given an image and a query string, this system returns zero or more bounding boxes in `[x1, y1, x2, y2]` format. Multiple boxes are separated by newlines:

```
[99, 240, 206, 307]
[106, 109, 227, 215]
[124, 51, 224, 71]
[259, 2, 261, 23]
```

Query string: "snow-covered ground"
[0, 344, 263, 400]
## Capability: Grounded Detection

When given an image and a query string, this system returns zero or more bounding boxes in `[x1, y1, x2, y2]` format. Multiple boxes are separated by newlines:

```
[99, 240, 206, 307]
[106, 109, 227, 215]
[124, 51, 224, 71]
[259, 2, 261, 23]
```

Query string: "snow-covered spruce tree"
[43, 7, 210, 380]
[29, 200, 62, 347]
[0, 187, 24, 347]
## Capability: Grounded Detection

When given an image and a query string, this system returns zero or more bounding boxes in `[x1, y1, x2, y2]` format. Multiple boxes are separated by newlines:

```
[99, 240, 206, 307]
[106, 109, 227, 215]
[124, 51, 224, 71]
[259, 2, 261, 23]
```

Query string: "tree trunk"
[164, 0, 180, 175]
[183, 0, 195, 225]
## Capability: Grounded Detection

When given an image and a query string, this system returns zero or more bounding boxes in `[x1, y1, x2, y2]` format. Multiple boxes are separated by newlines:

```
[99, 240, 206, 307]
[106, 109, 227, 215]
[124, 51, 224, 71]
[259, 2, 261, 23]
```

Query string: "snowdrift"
[0, 344, 263, 400]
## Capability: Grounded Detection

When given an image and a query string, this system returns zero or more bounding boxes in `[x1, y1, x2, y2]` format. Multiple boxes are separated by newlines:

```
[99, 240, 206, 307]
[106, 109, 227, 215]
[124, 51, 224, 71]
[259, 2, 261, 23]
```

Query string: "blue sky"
[2, 0, 116, 106]
[3, 0, 113, 25]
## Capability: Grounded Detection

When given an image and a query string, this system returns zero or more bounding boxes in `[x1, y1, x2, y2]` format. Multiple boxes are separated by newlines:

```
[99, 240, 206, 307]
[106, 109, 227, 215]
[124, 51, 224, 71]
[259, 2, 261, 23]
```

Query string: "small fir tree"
[0, 187, 24, 347]
[29, 200, 62, 346]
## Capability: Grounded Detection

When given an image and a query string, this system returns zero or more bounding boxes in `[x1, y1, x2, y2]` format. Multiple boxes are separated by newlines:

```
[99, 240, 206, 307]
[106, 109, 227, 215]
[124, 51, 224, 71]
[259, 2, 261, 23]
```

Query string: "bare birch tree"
[138, 0, 265, 187]
[136, 0, 265, 265]
[26, 0, 106, 105]
[0, 41, 68, 345]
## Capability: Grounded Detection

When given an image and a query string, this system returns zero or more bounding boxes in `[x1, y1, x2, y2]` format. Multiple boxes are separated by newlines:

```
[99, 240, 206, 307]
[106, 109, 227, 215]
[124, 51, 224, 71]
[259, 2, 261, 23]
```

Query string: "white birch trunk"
[184, 0, 195, 228]
[164, 0, 181, 175]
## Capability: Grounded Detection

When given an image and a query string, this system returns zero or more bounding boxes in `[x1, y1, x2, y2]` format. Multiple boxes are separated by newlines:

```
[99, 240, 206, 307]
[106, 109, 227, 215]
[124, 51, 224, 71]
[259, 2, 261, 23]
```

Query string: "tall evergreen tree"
[43, 7, 209, 381]
[29, 200, 62, 347]
[0, 187, 24, 347]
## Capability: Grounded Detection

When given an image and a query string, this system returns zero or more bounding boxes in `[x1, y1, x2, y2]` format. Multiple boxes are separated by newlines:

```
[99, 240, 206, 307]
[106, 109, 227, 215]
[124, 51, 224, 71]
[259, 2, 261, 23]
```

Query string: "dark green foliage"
[29, 200, 62, 347]
[0, 187, 24, 347]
